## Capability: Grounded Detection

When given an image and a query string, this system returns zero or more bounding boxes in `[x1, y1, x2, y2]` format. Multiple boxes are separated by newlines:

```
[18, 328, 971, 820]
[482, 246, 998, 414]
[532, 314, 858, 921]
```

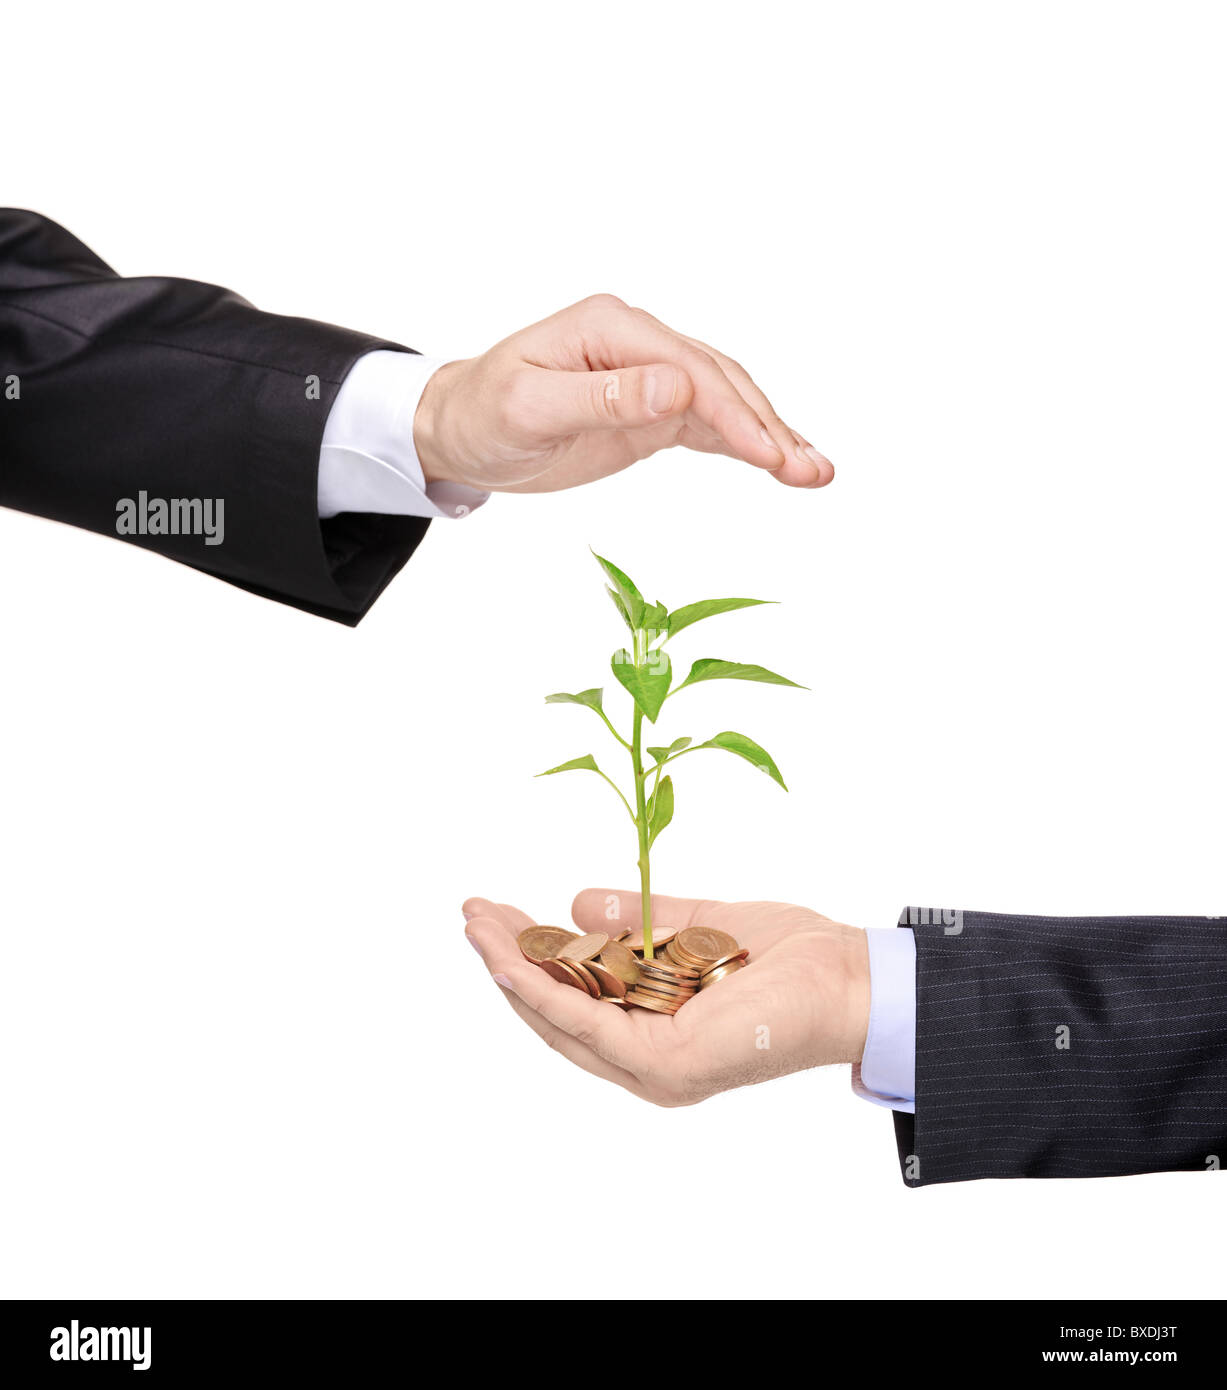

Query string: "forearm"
[0, 210, 429, 623]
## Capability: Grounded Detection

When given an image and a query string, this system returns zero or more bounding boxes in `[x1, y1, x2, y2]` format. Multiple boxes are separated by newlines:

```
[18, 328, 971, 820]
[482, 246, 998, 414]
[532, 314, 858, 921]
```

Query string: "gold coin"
[632, 977, 695, 1001]
[608, 928, 631, 942]
[598, 940, 641, 985]
[638, 957, 699, 983]
[701, 949, 750, 973]
[674, 926, 740, 966]
[625, 990, 681, 1014]
[518, 926, 581, 963]
[559, 932, 609, 963]
[601, 996, 632, 1008]
[635, 979, 696, 999]
[639, 961, 694, 984]
[699, 960, 748, 989]
[665, 936, 727, 969]
[567, 960, 602, 996]
[625, 924, 677, 953]
[665, 940, 701, 968]
[705, 958, 747, 980]
[585, 961, 627, 998]
[540, 957, 591, 991]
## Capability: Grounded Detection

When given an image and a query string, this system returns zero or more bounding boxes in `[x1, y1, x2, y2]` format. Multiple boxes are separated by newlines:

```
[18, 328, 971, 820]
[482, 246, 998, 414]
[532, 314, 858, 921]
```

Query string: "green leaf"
[666, 598, 773, 638]
[606, 586, 634, 632]
[592, 552, 646, 629]
[544, 688, 605, 712]
[641, 601, 670, 640]
[675, 658, 806, 693]
[647, 775, 675, 848]
[698, 731, 788, 790]
[536, 754, 601, 777]
[646, 736, 692, 764]
[611, 649, 671, 722]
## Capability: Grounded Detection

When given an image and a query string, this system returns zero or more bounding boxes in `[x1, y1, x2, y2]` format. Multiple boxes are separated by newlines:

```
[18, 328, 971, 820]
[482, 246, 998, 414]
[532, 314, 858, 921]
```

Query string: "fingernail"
[493, 973, 515, 991]
[646, 367, 678, 415]
[462, 908, 476, 921]
[759, 427, 784, 458]
[465, 932, 483, 955]
[802, 445, 829, 469]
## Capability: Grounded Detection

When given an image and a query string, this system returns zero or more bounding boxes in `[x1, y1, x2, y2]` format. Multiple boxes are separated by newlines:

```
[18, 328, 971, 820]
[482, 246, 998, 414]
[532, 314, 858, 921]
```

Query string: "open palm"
[464, 887, 869, 1106]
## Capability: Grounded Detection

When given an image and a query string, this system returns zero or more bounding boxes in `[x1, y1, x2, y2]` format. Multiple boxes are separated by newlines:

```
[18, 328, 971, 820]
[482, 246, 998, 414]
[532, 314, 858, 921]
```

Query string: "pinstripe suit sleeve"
[891, 910, 1227, 1185]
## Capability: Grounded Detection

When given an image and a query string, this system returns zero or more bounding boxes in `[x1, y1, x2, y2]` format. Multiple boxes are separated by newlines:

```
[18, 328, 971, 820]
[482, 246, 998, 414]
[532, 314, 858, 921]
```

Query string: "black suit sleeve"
[892, 910, 1227, 1185]
[0, 209, 429, 624]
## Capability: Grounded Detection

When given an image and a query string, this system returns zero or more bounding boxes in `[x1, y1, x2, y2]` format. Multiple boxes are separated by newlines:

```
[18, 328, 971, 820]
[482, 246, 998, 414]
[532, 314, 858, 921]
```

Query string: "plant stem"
[631, 702, 652, 960]
[630, 626, 653, 960]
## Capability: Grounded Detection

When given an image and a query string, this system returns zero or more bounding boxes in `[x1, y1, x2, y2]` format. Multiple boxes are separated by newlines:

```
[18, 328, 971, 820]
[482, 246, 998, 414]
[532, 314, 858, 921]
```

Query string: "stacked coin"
[625, 953, 700, 1014]
[667, 927, 750, 990]
[517, 923, 750, 1014]
[699, 954, 749, 989]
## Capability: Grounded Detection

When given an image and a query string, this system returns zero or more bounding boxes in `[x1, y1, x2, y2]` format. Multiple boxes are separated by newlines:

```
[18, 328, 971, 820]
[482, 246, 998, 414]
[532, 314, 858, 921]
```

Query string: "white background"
[2, 1, 1224, 1300]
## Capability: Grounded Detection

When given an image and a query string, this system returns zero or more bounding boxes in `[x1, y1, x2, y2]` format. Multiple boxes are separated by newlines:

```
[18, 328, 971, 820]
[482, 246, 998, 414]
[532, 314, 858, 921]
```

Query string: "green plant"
[538, 552, 805, 960]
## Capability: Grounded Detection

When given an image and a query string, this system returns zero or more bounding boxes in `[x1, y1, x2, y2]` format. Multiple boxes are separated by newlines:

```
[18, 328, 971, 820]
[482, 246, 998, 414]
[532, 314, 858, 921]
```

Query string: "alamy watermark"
[116, 490, 224, 546]
[898, 905, 964, 935]
[50, 1319, 151, 1371]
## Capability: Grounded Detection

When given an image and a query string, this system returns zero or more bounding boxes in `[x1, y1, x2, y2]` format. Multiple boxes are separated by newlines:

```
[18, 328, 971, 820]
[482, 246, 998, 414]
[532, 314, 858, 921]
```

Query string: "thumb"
[534, 363, 694, 434]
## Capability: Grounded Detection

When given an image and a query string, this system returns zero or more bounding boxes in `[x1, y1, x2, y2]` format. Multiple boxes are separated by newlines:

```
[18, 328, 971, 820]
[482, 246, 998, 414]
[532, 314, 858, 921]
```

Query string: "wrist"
[836, 924, 871, 1066]
[413, 359, 468, 487]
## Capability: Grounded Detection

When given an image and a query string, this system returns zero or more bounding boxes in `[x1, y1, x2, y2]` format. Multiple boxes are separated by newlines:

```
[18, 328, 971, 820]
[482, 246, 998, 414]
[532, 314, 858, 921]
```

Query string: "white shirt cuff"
[317, 350, 490, 521]
[851, 926, 916, 1113]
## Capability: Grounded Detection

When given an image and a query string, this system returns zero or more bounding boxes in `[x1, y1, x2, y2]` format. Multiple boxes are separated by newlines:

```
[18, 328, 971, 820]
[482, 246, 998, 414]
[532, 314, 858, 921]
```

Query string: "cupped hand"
[464, 888, 869, 1106]
[414, 295, 833, 494]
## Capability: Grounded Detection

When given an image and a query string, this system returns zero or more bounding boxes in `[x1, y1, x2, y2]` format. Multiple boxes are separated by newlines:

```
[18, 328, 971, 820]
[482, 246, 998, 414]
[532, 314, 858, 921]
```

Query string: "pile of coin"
[517, 923, 749, 1015]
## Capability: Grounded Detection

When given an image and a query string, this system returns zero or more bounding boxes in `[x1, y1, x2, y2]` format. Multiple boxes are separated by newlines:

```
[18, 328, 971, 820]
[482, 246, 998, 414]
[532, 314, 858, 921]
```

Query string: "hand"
[414, 295, 833, 494]
[464, 887, 869, 1106]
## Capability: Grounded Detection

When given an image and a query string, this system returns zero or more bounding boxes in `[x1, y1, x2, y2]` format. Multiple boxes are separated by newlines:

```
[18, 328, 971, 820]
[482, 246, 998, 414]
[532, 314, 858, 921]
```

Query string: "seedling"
[538, 552, 805, 960]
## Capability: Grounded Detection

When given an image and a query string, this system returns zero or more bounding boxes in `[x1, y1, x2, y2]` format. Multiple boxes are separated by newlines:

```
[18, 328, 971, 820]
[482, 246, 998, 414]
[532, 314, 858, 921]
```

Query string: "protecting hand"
[415, 295, 833, 494]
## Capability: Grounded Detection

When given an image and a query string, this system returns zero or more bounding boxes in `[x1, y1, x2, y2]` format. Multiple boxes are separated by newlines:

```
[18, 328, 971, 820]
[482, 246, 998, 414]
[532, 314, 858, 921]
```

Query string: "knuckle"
[582, 291, 627, 315]
[681, 343, 718, 373]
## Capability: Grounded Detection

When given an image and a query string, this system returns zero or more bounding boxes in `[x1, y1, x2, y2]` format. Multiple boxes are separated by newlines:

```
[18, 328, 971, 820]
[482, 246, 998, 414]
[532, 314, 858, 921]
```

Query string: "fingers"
[542, 295, 833, 487]
[464, 910, 634, 1068]
[499, 986, 649, 1096]
[466, 915, 649, 1096]
[462, 896, 536, 938]
[465, 912, 637, 1073]
[463, 911, 532, 973]
[512, 362, 695, 437]
[492, 959, 635, 1068]
[570, 887, 725, 936]
[642, 310, 833, 489]
[539, 295, 787, 472]
[688, 342, 833, 489]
